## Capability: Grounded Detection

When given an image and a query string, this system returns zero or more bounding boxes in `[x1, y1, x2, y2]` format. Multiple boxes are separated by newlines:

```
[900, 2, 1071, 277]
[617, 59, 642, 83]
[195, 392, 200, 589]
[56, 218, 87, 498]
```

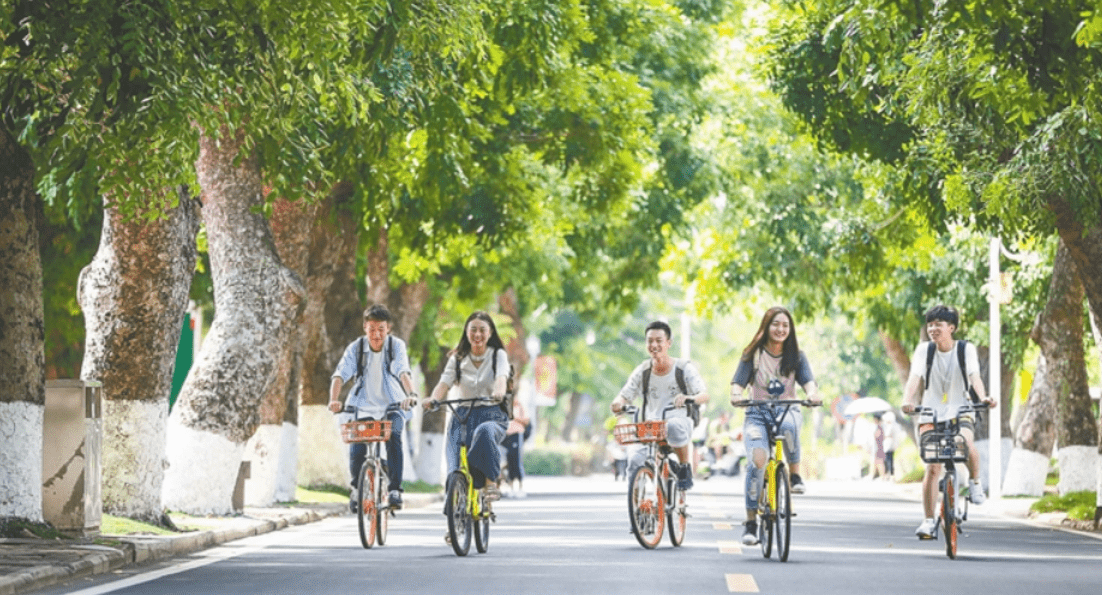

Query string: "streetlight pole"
[988, 237, 1003, 500]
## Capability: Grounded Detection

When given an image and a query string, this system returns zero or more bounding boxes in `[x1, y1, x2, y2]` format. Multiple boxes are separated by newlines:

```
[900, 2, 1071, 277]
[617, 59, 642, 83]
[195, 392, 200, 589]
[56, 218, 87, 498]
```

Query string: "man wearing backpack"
[901, 305, 997, 539]
[329, 305, 419, 511]
[611, 320, 710, 490]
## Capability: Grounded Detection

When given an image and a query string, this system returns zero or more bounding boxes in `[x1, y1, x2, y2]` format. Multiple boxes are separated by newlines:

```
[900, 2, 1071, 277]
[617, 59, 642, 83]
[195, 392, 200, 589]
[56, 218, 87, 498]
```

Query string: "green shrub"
[524, 442, 601, 476]
[1031, 491, 1097, 521]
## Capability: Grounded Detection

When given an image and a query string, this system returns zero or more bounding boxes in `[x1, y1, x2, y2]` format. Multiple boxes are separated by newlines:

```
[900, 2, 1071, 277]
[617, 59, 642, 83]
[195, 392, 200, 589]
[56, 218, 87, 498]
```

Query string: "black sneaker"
[790, 474, 806, 494]
[388, 490, 403, 510]
[742, 520, 759, 546]
[676, 462, 694, 491]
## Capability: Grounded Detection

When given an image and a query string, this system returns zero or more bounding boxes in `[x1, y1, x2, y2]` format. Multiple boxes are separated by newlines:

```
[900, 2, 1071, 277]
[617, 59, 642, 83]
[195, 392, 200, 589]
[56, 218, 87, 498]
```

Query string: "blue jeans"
[742, 408, 801, 511]
[446, 406, 507, 489]
[349, 410, 404, 493]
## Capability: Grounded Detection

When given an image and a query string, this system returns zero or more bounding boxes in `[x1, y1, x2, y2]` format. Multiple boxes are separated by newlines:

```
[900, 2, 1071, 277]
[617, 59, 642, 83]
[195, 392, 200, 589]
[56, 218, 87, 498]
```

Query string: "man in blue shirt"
[329, 305, 418, 510]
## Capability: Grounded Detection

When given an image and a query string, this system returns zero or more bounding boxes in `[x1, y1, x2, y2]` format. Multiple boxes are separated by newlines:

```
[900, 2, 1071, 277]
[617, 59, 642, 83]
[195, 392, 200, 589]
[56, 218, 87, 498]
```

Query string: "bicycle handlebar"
[731, 399, 821, 408]
[618, 397, 696, 421]
[339, 402, 403, 417]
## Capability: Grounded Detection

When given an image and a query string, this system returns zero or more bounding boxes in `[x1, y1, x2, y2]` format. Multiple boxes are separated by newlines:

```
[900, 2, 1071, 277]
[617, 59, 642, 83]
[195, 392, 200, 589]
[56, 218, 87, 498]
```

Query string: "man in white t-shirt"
[611, 321, 710, 490]
[901, 305, 997, 539]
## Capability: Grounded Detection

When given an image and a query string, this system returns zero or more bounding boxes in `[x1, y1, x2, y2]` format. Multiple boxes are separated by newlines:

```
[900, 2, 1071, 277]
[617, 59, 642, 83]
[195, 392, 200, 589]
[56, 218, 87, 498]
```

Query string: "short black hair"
[364, 304, 392, 323]
[924, 304, 959, 328]
[645, 320, 672, 340]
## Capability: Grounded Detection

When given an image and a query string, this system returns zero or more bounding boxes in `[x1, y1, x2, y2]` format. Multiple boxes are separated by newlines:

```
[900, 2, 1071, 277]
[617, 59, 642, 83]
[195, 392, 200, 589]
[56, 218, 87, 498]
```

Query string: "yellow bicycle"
[732, 399, 818, 562]
[430, 397, 499, 556]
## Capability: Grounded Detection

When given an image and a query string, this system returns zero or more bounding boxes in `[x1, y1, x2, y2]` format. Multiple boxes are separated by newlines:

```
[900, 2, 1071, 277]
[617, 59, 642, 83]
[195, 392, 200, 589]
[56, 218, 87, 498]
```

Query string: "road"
[31, 475, 1102, 595]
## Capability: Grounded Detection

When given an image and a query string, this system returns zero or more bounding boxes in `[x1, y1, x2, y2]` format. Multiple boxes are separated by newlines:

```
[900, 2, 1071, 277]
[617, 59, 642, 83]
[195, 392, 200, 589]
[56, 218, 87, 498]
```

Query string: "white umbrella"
[843, 396, 893, 416]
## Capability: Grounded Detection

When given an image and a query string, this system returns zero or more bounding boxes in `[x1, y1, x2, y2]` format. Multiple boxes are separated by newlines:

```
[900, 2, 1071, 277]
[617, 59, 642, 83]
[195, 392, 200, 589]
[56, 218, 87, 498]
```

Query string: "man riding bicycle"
[901, 305, 997, 539]
[611, 320, 710, 491]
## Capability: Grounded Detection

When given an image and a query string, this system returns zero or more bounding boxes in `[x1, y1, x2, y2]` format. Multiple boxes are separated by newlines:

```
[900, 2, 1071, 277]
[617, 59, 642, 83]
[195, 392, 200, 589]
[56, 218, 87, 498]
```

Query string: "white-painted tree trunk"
[0, 402, 44, 521]
[974, 438, 1014, 493]
[162, 420, 244, 515]
[296, 404, 348, 488]
[275, 422, 299, 502]
[1057, 446, 1098, 494]
[101, 400, 169, 517]
[244, 424, 283, 506]
[1002, 447, 1051, 496]
[416, 432, 447, 487]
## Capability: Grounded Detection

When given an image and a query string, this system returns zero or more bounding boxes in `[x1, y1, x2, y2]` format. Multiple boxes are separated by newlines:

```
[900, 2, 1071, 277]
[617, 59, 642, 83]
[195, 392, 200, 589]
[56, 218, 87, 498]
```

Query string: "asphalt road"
[30, 475, 1102, 595]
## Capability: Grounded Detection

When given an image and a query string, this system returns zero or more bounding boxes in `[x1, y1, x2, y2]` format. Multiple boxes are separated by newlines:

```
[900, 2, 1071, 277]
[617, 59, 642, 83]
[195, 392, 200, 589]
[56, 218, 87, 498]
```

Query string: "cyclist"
[610, 320, 710, 491]
[901, 305, 996, 539]
[729, 306, 821, 546]
[329, 305, 419, 511]
[423, 311, 511, 503]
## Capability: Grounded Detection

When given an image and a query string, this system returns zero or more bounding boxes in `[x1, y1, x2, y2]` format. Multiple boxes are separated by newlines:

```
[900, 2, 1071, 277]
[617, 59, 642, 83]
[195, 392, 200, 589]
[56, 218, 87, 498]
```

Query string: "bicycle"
[338, 403, 401, 549]
[613, 399, 696, 549]
[428, 396, 501, 556]
[910, 402, 988, 559]
[731, 399, 819, 562]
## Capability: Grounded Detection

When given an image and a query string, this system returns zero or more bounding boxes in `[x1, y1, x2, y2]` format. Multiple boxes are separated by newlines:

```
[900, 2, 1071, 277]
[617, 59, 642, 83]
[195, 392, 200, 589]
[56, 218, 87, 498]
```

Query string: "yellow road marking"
[713, 522, 732, 530]
[725, 574, 760, 592]
[718, 540, 743, 554]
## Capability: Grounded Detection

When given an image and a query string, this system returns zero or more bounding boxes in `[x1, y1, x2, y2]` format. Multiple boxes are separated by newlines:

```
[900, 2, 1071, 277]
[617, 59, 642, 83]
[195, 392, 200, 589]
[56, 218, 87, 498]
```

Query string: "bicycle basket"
[919, 429, 967, 463]
[340, 419, 392, 443]
[613, 421, 667, 445]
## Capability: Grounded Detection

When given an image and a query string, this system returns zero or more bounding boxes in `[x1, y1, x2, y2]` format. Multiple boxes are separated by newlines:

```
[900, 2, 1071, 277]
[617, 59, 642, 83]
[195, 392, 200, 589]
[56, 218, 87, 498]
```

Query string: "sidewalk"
[0, 493, 439, 595]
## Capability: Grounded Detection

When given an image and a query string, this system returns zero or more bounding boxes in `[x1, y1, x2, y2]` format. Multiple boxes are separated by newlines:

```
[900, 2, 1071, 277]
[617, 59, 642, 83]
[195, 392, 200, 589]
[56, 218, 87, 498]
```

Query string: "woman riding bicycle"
[900, 305, 996, 539]
[423, 311, 511, 503]
[610, 320, 710, 491]
[729, 307, 821, 546]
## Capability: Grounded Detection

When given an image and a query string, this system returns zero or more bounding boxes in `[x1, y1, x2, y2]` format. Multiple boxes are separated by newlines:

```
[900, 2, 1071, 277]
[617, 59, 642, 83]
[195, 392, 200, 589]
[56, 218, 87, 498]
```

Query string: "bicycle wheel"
[628, 463, 665, 549]
[775, 465, 792, 562]
[760, 468, 773, 559]
[942, 469, 958, 559]
[357, 462, 377, 549]
[445, 471, 472, 556]
[667, 466, 687, 547]
[473, 495, 491, 554]
[376, 462, 389, 546]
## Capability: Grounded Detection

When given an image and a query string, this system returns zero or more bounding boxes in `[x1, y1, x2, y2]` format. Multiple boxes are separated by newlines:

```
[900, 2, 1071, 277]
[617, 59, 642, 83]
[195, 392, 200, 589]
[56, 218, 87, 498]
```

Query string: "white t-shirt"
[618, 359, 706, 422]
[908, 340, 980, 421]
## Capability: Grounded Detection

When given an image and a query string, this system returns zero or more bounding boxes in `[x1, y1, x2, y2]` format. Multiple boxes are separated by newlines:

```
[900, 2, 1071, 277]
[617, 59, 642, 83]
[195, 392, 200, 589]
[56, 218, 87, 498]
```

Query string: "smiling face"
[466, 318, 492, 353]
[926, 319, 955, 347]
[363, 319, 389, 351]
[645, 328, 671, 362]
[767, 312, 791, 346]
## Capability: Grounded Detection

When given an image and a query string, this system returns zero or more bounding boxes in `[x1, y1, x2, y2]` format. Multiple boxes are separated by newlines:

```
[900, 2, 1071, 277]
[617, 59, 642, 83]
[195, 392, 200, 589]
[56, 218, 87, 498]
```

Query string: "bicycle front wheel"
[445, 471, 472, 556]
[628, 464, 665, 549]
[357, 462, 377, 549]
[775, 465, 792, 562]
[376, 462, 389, 546]
[667, 468, 687, 547]
[760, 468, 773, 559]
[942, 470, 958, 559]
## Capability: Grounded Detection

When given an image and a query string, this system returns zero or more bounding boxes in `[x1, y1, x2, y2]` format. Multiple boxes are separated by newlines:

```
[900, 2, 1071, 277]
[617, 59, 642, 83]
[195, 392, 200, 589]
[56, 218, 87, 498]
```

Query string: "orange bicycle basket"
[614, 421, 668, 445]
[340, 419, 393, 443]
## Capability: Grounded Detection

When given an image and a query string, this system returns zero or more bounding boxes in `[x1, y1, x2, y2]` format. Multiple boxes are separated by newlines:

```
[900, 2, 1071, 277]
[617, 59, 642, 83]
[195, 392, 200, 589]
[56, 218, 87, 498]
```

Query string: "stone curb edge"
[0, 494, 441, 595]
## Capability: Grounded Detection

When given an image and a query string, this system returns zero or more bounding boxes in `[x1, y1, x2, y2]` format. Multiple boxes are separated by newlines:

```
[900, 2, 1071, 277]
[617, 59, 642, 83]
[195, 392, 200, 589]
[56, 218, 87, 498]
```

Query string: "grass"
[1031, 491, 1098, 521]
[101, 515, 179, 536]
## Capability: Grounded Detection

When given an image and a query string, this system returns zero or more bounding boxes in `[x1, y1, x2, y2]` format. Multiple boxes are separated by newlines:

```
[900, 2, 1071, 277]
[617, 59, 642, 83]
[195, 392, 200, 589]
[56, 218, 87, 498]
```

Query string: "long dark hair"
[739, 306, 801, 377]
[453, 311, 506, 361]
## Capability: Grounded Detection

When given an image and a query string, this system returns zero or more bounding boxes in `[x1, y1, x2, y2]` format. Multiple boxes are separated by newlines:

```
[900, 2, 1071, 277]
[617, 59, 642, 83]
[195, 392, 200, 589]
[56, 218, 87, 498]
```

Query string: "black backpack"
[641, 361, 700, 426]
[454, 348, 516, 419]
[923, 340, 980, 403]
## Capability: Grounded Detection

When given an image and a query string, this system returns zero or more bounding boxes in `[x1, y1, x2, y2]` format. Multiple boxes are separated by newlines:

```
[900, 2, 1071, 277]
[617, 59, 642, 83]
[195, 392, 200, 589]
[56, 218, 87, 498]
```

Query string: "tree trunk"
[162, 128, 305, 514]
[561, 391, 583, 442]
[0, 127, 46, 522]
[1030, 239, 1096, 494]
[879, 330, 911, 386]
[1002, 356, 1058, 496]
[77, 188, 199, 522]
[244, 196, 313, 505]
[296, 183, 360, 488]
[366, 229, 389, 306]
[499, 287, 532, 377]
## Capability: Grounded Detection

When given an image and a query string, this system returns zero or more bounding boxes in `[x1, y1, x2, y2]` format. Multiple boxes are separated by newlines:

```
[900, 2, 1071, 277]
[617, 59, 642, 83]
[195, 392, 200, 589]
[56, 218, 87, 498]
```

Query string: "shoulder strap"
[641, 366, 651, 420]
[675, 361, 688, 395]
[454, 352, 462, 382]
[357, 337, 365, 381]
[924, 341, 935, 387]
[957, 340, 978, 402]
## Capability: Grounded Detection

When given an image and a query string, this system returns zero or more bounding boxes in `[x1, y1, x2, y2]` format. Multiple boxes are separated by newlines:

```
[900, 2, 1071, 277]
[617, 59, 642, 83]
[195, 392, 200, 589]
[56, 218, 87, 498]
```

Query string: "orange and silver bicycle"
[614, 400, 695, 549]
[339, 403, 401, 549]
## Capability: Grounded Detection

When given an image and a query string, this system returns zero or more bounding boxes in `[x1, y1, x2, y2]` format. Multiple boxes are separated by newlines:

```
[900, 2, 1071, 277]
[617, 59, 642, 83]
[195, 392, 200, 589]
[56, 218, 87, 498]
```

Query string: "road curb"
[0, 499, 441, 595]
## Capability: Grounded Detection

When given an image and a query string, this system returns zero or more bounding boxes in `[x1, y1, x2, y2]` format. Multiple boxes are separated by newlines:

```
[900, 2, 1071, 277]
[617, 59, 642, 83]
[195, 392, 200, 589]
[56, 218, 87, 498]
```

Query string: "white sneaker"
[969, 481, 986, 505]
[915, 517, 937, 540]
[742, 520, 760, 546]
